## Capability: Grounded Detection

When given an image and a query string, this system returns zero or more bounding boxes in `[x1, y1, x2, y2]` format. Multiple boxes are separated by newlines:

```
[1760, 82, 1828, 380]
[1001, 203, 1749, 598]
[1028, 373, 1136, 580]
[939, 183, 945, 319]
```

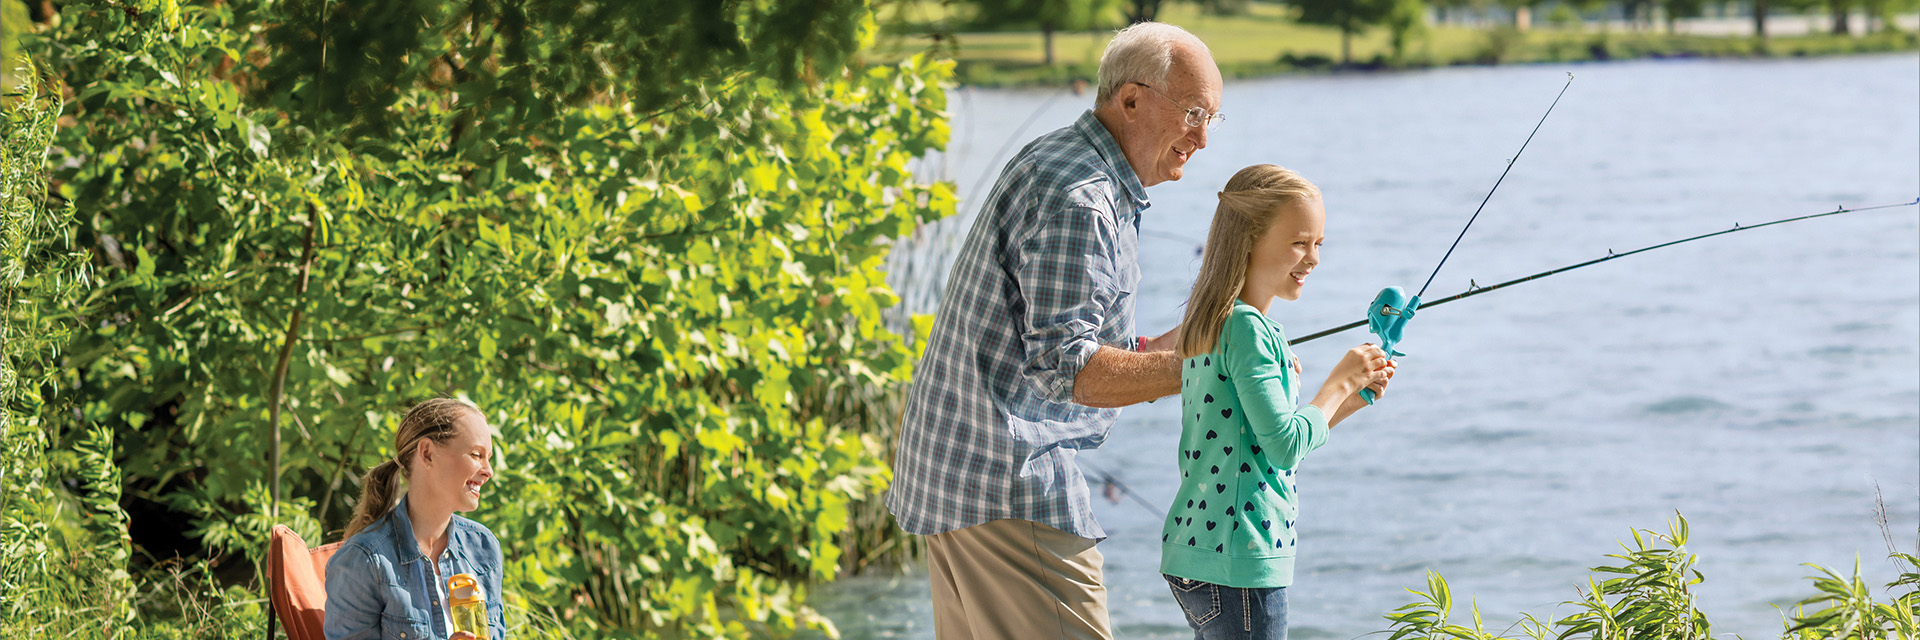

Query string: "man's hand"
[1071, 346, 1180, 408]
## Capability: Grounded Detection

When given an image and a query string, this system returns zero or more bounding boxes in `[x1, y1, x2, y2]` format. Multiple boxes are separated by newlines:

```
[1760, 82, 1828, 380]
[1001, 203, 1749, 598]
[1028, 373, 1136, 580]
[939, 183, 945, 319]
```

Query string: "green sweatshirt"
[1160, 301, 1329, 588]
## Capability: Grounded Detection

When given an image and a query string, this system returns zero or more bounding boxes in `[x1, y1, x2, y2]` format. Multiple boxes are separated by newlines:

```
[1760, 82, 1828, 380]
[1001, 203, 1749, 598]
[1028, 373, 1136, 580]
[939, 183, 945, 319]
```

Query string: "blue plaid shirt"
[888, 110, 1149, 540]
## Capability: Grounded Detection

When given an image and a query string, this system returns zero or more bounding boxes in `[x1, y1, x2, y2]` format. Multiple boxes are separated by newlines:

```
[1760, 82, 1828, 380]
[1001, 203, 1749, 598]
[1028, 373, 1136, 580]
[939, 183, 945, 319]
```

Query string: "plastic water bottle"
[446, 573, 489, 640]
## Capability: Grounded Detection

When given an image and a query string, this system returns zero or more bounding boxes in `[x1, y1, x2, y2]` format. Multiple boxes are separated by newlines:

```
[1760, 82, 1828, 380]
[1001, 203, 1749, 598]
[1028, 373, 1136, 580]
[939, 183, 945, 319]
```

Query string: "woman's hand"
[451, 633, 477, 640]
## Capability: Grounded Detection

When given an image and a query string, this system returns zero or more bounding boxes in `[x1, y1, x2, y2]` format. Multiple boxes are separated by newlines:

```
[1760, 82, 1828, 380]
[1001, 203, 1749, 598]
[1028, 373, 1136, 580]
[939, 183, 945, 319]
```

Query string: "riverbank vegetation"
[1384, 514, 1919, 640]
[868, 1, 1920, 86]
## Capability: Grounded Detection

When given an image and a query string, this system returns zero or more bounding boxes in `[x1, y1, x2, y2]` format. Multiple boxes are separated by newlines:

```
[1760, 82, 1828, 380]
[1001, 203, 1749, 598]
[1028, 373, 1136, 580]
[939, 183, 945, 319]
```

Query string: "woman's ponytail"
[342, 459, 404, 540]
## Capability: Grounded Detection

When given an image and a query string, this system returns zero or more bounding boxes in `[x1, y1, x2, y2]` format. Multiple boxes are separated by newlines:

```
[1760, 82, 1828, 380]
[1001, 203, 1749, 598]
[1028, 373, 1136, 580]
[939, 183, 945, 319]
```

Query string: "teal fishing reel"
[1360, 286, 1418, 405]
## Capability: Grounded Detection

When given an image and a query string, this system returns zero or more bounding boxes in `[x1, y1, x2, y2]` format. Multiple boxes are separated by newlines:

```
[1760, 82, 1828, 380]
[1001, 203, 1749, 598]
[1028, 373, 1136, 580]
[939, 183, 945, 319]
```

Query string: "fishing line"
[1290, 198, 1920, 347]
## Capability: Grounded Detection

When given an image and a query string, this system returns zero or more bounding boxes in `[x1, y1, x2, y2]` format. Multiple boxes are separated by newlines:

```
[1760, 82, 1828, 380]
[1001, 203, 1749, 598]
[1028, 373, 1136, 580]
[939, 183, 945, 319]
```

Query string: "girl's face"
[416, 413, 496, 513]
[1244, 198, 1326, 304]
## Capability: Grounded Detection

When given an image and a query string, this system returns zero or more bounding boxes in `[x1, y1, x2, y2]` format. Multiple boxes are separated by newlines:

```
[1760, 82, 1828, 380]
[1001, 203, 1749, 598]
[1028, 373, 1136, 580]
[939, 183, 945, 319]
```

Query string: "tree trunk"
[1043, 22, 1056, 66]
[1830, 0, 1851, 34]
[1128, 0, 1163, 23]
[1341, 24, 1353, 65]
[268, 205, 320, 518]
[1753, 0, 1769, 46]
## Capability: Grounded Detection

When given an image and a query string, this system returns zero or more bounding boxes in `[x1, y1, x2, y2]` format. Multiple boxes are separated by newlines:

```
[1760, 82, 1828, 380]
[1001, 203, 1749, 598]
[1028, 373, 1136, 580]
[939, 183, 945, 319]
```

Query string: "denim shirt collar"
[1074, 110, 1151, 213]
[385, 495, 477, 570]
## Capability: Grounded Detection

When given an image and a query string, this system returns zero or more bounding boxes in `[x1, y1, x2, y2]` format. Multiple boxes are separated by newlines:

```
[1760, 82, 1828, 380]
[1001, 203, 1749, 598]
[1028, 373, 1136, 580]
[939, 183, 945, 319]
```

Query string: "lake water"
[833, 54, 1920, 640]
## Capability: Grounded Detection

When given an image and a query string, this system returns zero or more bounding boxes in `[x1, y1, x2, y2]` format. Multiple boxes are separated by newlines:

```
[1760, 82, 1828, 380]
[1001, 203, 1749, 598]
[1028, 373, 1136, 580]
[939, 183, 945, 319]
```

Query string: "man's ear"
[1119, 87, 1141, 121]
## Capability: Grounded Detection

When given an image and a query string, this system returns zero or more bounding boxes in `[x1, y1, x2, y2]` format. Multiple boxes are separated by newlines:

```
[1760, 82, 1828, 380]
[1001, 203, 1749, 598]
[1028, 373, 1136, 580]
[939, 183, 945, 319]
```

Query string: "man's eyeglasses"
[1130, 81, 1225, 130]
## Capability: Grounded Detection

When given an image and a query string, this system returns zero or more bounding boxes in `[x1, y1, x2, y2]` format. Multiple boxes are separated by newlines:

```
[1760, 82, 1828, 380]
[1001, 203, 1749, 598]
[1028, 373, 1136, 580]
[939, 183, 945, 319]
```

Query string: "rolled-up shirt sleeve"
[1014, 204, 1123, 403]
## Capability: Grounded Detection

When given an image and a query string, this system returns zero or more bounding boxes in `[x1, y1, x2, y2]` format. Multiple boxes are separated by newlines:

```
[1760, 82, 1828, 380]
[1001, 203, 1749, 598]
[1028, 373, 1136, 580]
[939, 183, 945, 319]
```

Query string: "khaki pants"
[926, 519, 1113, 640]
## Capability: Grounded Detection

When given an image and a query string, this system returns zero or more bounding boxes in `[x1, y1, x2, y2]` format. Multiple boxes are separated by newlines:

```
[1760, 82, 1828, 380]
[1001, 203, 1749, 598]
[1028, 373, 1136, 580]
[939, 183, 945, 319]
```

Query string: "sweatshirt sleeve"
[1222, 308, 1329, 470]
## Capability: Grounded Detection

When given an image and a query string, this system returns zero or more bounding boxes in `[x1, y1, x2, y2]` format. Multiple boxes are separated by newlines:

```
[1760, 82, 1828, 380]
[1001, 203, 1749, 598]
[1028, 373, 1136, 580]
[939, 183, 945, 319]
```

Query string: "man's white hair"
[1096, 22, 1209, 107]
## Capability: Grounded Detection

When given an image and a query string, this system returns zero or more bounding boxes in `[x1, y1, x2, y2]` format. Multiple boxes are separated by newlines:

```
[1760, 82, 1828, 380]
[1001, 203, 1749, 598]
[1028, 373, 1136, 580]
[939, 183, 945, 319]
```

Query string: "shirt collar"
[1074, 110, 1151, 212]
[388, 495, 427, 565]
[389, 495, 481, 571]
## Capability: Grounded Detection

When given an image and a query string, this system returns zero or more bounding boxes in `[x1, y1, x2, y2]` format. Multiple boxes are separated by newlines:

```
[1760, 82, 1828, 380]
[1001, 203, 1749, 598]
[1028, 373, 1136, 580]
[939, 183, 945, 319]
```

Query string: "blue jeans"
[1163, 575, 1288, 640]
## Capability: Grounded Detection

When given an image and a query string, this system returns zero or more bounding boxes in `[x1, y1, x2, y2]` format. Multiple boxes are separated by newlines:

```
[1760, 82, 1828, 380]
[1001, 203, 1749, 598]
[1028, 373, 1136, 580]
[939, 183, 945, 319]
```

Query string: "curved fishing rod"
[1417, 73, 1575, 299]
[960, 87, 1073, 217]
[1355, 73, 1575, 404]
[1289, 198, 1920, 347]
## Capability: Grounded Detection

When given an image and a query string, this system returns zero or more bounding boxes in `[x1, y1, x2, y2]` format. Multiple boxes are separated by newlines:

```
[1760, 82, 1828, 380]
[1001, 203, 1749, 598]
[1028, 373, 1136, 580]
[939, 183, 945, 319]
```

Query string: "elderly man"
[887, 22, 1225, 640]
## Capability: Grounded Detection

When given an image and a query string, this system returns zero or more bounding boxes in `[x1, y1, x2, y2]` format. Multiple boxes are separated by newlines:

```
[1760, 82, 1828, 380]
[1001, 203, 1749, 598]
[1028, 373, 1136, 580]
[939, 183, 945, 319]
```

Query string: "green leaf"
[477, 334, 497, 361]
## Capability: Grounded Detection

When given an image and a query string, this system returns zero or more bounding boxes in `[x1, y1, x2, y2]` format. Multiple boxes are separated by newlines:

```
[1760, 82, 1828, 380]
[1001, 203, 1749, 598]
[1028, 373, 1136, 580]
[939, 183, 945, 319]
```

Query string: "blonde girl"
[1160, 164, 1393, 640]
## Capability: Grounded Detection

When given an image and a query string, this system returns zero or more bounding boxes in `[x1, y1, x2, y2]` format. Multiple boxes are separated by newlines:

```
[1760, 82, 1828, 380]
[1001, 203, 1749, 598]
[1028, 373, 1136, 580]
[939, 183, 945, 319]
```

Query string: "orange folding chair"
[267, 524, 343, 640]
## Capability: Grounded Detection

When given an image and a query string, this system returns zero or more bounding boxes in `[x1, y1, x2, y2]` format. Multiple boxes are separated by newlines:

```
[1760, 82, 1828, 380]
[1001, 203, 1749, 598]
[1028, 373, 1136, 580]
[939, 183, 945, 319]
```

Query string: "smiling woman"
[324, 399, 506, 640]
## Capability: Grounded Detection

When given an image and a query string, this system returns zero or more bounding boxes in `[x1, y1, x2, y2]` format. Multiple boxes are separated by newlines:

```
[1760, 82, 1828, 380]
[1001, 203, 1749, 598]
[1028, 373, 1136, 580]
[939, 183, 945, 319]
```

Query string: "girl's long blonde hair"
[341, 398, 479, 540]
[1177, 164, 1323, 360]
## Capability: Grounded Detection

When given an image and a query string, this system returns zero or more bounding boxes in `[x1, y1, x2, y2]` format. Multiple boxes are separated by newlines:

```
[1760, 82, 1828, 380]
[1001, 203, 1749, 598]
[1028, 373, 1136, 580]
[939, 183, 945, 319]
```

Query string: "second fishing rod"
[1347, 72, 1575, 403]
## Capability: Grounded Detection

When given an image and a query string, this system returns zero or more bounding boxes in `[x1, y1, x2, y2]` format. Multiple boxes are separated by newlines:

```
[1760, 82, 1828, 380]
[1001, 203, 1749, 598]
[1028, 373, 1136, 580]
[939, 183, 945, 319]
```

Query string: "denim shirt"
[324, 496, 507, 640]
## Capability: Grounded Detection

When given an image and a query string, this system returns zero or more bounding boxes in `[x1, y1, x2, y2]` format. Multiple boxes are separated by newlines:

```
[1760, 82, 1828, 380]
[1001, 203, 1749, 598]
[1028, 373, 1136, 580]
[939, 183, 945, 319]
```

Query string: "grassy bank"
[868, 1, 1919, 87]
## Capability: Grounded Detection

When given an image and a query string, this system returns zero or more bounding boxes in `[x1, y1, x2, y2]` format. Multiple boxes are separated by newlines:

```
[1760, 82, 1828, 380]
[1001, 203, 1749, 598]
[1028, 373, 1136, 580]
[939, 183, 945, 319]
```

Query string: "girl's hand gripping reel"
[1360, 286, 1418, 405]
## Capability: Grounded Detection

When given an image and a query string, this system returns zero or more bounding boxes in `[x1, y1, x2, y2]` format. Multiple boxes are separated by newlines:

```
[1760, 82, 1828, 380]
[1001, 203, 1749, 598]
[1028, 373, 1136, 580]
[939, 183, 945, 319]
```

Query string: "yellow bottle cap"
[446, 573, 485, 607]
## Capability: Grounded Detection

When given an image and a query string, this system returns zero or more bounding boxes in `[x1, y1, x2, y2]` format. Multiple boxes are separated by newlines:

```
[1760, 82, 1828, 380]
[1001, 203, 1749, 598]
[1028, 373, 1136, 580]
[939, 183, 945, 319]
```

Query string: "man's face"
[1117, 44, 1223, 187]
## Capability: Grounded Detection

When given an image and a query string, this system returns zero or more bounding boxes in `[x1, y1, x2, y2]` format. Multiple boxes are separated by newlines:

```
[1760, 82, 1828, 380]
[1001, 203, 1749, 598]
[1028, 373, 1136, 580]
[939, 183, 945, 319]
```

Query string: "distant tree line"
[949, 0, 1917, 65]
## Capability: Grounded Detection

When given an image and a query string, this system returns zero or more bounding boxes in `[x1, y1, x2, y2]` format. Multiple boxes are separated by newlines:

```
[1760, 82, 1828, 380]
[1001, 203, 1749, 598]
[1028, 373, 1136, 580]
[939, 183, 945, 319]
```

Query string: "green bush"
[21, 0, 954, 637]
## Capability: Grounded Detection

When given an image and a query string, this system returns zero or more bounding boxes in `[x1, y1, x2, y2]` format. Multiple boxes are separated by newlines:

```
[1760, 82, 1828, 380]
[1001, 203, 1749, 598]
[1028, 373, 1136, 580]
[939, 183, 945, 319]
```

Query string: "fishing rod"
[1081, 460, 1168, 519]
[1355, 73, 1575, 404]
[1291, 198, 1920, 347]
[960, 87, 1072, 218]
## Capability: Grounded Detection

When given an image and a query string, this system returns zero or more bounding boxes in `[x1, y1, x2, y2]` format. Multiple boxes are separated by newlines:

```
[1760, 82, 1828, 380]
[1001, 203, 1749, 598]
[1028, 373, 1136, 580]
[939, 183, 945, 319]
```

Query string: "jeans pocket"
[1163, 574, 1221, 627]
